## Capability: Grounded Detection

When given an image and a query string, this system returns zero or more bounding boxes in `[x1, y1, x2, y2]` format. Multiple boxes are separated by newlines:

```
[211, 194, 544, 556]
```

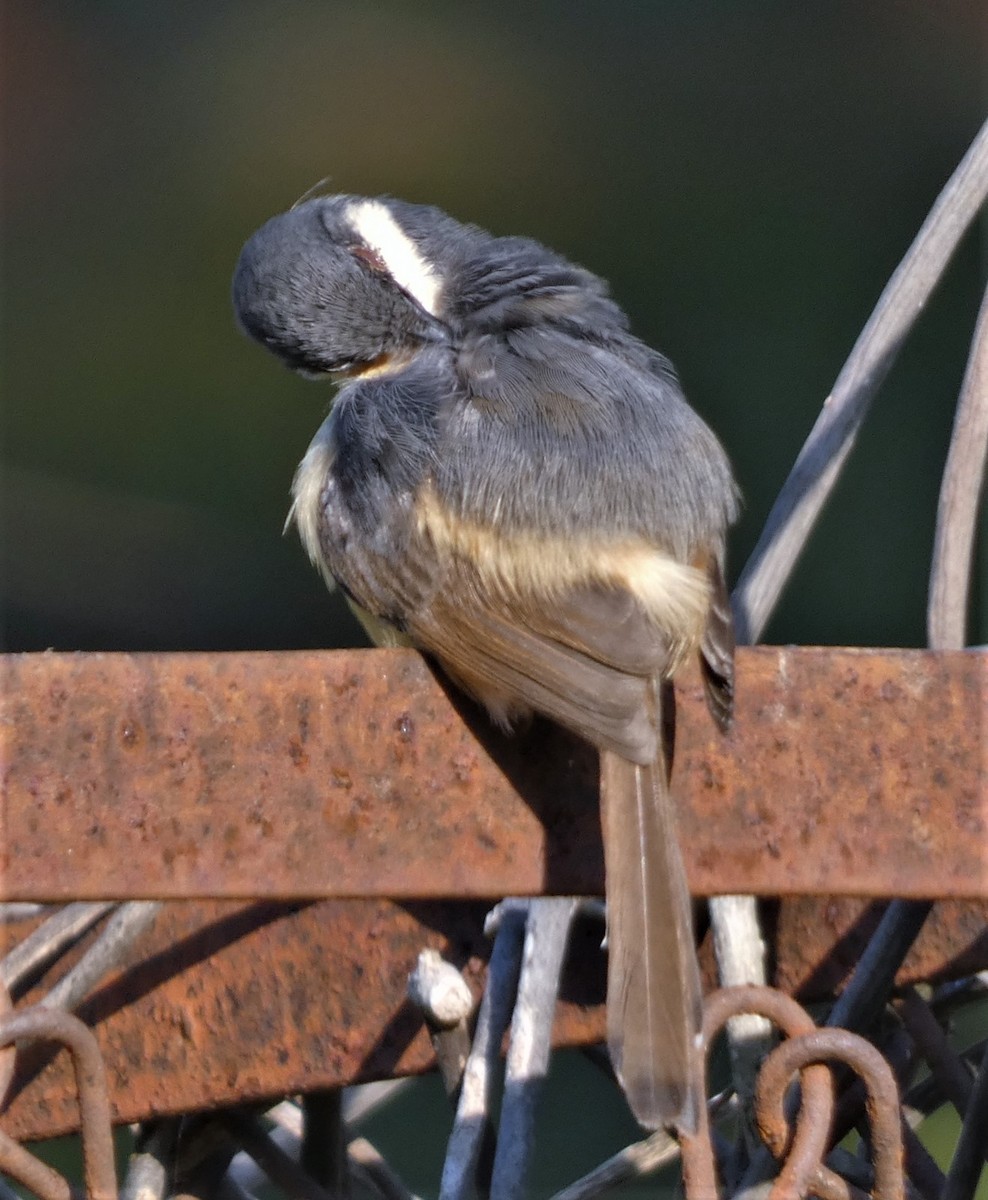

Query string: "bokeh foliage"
[3, 0, 984, 652]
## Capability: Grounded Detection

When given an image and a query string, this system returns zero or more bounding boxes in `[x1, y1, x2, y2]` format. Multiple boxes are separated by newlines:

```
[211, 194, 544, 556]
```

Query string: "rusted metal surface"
[771, 897, 988, 997]
[0, 899, 608, 1141]
[3, 894, 983, 1147]
[0, 645, 984, 1151]
[1, 647, 985, 901]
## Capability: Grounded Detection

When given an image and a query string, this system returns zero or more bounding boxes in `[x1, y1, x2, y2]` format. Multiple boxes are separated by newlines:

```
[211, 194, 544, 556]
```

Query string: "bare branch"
[408, 949, 475, 1029]
[408, 949, 475, 1098]
[349, 1138, 420, 1200]
[708, 894, 772, 1150]
[344, 1080, 414, 1126]
[301, 1091, 349, 1195]
[120, 1120, 180, 1200]
[894, 989, 979, 1138]
[943, 1040, 988, 1200]
[218, 1110, 332, 1200]
[826, 899, 933, 1036]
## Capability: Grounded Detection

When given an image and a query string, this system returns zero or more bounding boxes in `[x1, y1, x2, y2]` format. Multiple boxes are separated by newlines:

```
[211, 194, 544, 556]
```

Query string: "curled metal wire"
[682, 986, 835, 1200]
[0, 996, 118, 1200]
[757, 1027, 905, 1200]
[681, 985, 908, 1200]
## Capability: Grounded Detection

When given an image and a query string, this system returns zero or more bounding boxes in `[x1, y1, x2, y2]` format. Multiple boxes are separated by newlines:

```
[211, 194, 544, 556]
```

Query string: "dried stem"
[707, 894, 772, 1151]
[348, 1138, 419, 1200]
[120, 1119, 180, 1200]
[301, 1091, 349, 1196]
[408, 949, 475, 1099]
[218, 1110, 332, 1200]
[894, 988, 975, 1118]
[548, 1129, 681, 1200]
[826, 900, 933, 1036]
[905, 1041, 988, 1117]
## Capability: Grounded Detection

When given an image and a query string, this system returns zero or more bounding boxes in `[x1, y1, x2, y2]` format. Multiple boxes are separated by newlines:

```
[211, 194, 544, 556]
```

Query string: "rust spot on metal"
[0, 900, 605, 1141]
[0, 647, 983, 902]
[0, 646, 984, 1144]
[118, 721, 142, 749]
[772, 897, 988, 999]
[1, 893, 979, 1145]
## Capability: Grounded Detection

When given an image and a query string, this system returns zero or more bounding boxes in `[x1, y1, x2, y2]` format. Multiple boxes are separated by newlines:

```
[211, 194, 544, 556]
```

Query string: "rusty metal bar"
[0, 646, 984, 1146]
[0, 899, 601, 1143]
[1, 647, 984, 901]
[772, 897, 988, 998]
[2, 892, 984, 1147]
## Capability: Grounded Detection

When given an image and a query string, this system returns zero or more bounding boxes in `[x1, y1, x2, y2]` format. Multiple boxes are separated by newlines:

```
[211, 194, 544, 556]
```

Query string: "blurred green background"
[2, 0, 985, 653]
[2, 2, 986, 1195]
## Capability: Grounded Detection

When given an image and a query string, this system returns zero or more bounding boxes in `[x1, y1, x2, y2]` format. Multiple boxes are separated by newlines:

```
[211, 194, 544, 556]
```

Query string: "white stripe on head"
[345, 199, 442, 316]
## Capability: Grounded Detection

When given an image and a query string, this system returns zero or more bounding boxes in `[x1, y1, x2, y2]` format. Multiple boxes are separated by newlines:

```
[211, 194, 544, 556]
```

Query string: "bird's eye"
[349, 244, 389, 275]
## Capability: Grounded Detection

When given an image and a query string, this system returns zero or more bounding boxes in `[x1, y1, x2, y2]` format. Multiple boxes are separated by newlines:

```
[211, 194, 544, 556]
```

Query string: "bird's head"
[232, 194, 457, 378]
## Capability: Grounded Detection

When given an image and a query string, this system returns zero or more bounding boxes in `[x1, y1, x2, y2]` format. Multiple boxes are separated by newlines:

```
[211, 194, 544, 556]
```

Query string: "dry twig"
[942, 1040, 988, 1200]
[548, 1129, 681, 1200]
[408, 949, 475, 1098]
[120, 1119, 180, 1200]
[349, 1138, 420, 1200]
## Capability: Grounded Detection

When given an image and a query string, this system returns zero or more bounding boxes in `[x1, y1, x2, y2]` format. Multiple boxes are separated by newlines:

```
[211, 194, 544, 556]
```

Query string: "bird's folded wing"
[406, 557, 670, 763]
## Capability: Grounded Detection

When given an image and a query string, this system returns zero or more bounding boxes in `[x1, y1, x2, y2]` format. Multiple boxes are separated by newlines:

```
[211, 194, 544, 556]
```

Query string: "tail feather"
[600, 743, 702, 1133]
[700, 556, 735, 732]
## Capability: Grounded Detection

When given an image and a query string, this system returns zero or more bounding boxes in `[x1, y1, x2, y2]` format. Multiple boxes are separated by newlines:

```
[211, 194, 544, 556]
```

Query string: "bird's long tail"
[600, 729, 702, 1133]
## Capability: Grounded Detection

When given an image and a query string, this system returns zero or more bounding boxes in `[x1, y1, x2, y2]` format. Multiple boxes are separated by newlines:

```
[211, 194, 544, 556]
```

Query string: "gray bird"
[233, 194, 739, 1133]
